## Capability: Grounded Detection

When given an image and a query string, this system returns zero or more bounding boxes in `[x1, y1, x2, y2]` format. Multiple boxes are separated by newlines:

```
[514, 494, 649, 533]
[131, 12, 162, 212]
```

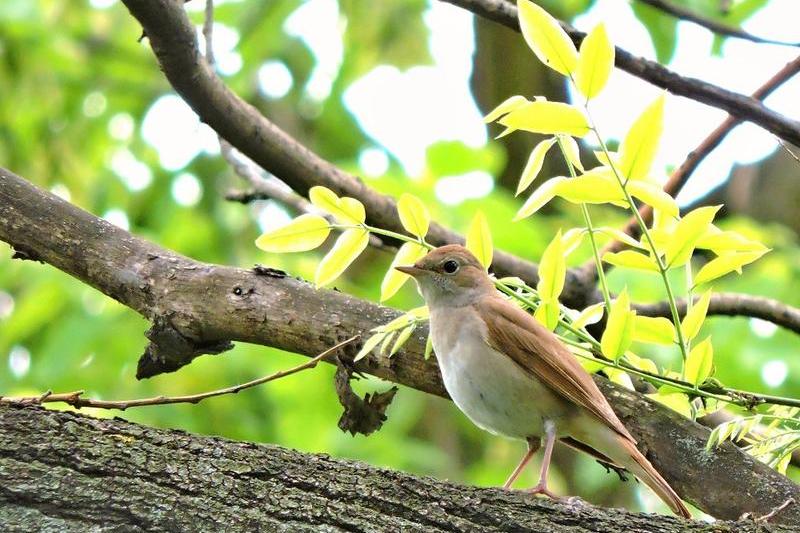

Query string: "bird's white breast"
[429, 305, 569, 441]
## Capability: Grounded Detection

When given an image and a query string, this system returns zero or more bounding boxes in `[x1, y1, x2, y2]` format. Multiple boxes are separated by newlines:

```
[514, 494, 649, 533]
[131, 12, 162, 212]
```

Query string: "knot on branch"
[136, 314, 233, 379]
[334, 357, 397, 436]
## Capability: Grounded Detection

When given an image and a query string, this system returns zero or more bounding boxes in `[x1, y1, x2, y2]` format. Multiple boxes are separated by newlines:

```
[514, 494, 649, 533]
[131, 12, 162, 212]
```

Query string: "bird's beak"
[395, 265, 427, 277]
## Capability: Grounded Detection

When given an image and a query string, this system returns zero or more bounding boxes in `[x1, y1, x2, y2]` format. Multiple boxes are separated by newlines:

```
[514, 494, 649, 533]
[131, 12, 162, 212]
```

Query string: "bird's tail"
[613, 434, 691, 518]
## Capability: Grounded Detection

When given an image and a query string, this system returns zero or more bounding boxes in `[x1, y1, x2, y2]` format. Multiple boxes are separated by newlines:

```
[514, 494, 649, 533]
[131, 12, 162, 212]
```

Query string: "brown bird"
[396, 244, 690, 517]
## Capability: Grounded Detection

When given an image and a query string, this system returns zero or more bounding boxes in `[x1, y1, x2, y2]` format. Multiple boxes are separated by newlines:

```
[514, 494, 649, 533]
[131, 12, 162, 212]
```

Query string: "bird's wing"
[477, 295, 634, 441]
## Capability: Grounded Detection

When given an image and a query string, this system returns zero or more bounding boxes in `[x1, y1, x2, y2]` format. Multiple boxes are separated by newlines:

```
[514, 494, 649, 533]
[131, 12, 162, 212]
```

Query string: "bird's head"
[396, 244, 493, 308]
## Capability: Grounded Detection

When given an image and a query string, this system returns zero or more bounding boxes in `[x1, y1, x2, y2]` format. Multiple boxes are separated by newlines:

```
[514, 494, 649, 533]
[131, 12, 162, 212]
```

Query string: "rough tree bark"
[1, 404, 794, 533]
[3, 168, 800, 526]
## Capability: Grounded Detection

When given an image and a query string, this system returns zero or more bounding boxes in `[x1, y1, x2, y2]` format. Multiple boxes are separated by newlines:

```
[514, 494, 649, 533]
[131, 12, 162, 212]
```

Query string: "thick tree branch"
[5, 404, 796, 532]
[2, 168, 800, 523]
[120, 0, 607, 310]
[442, 0, 800, 146]
[636, 0, 800, 47]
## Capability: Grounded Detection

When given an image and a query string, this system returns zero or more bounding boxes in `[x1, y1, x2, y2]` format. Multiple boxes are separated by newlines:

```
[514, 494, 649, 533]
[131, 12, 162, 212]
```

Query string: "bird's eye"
[442, 260, 459, 274]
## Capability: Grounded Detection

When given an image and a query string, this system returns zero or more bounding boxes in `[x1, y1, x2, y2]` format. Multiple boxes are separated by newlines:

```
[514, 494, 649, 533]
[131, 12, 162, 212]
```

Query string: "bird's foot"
[527, 482, 562, 500]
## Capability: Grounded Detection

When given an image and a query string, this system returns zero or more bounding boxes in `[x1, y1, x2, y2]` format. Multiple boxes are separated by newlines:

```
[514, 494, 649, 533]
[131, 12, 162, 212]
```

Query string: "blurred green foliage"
[0, 0, 797, 516]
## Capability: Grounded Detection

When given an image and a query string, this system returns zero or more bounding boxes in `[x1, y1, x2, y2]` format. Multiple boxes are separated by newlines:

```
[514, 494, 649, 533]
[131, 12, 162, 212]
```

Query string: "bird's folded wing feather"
[477, 296, 634, 441]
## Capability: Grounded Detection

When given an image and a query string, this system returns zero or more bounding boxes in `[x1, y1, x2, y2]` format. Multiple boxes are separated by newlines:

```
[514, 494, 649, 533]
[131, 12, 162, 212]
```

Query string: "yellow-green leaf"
[575, 23, 614, 100]
[255, 214, 330, 253]
[606, 368, 634, 390]
[380, 242, 428, 301]
[559, 135, 584, 172]
[682, 290, 711, 341]
[624, 351, 659, 375]
[390, 325, 415, 356]
[601, 289, 635, 360]
[561, 227, 586, 256]
[484, 95, 529, 123]
[572, 301, 605, 330]
[602, 250, 659, 272]
[354, 332, 386, 362]
[424, 334, 434, 360]
[514, 177, 567, 220]
[534, 300, 560, 331]
[575, 347, 605, 374]
[593, 150, 618, 166]
[649, 389, 692, 418]
[696, 227, 768, 254]
[315, 228, 370, 287]
[537, 230, 566, 301]
[554, 171, 626, 204]
[618, 94, 665, 181]
[498, 101, 590, 138]
[685, 337, 714, 386]
[309, 186, 366, 224]
[517, 0, 578, 76]
[665, 206, 721, 268]
[694, 250, 768, 287]
[633, 315, 675, 345]
[465, 211, 493, 269]
[517, 137, 557, 195]
[627, 180, 678, 218]
[397, 193, 430, 238]
[594, 226, 647, 250]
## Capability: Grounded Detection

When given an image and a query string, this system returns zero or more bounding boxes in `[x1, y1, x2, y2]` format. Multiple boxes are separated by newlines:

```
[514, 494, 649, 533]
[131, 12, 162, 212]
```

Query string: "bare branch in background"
[442, 0, 800, 146]
[636, 0, 800, 47]
[0, 336, 358, 411]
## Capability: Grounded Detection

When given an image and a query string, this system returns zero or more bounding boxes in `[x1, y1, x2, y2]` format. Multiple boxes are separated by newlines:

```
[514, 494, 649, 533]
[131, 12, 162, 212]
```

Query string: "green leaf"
[315, 228, 370, 287]
[465, 211, 493, 269]
[627, 180, 678, 218]
[517, 137, 556, 195]
[685, 337, 714, 386]
[601, 289, 635, 360]
[594, 226, 647, 250]
[575, 23, 614, 100]
[682, 290, 711, 341]
[696, 227, 768, 254]
[397, 193, 430, 238]
[618, 94, 665, 181]
[694, 250, 768, 287]
[497, 101, 590, 138]
[534, 300, 560, 331]
[514, 177, 567, 220]
[624, 351, 659, 374]
[561, 227, 586, 256]
[516, 0, 578, 76]
[560, 135, 584, 172]
[390, 325, 415, 356]
[648, 389, 692, 418]
[633, 315, 675, 345]
[537, 230, 566, 302]
[572, 301, 605, 330]
[554, 170, 626, 204]
[255, 214, 331, 253]
[483, 94, 529, 123]
[380, 242, 428, 301]
[354, 332, 387, 362]
[665, 206, 721, 268]
[602, 250, 659, 272]
[424, 334, 434, 360]
[309, 186, 366, 224]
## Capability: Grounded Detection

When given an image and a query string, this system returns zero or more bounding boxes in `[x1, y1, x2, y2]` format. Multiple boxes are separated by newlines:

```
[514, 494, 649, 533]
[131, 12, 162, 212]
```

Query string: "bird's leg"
[528, 420, 560, 499]
[502, 437, 541, 489]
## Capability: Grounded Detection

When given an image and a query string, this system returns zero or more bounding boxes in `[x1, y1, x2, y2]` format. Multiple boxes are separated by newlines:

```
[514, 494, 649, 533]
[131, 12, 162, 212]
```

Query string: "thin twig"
[636, 0, 800, 47]
[584, 54, 800, 273]
[777, 138, 800, 164]
[0, 336, 359, 411]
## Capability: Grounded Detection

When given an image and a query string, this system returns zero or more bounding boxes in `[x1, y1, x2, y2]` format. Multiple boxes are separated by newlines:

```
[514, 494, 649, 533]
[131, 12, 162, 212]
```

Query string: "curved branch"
[2, 167, 800, 523]
[442, 0, 800, 146]
[636, 0, 800, 47]
[6, 404, 798, 531]
[120, 0, 605, 309]
[635, 292, 800, 336]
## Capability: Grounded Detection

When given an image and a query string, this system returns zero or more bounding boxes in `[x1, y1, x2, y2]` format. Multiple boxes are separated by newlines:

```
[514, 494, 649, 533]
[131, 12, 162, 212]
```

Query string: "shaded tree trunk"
[0, 404, 793, 533]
